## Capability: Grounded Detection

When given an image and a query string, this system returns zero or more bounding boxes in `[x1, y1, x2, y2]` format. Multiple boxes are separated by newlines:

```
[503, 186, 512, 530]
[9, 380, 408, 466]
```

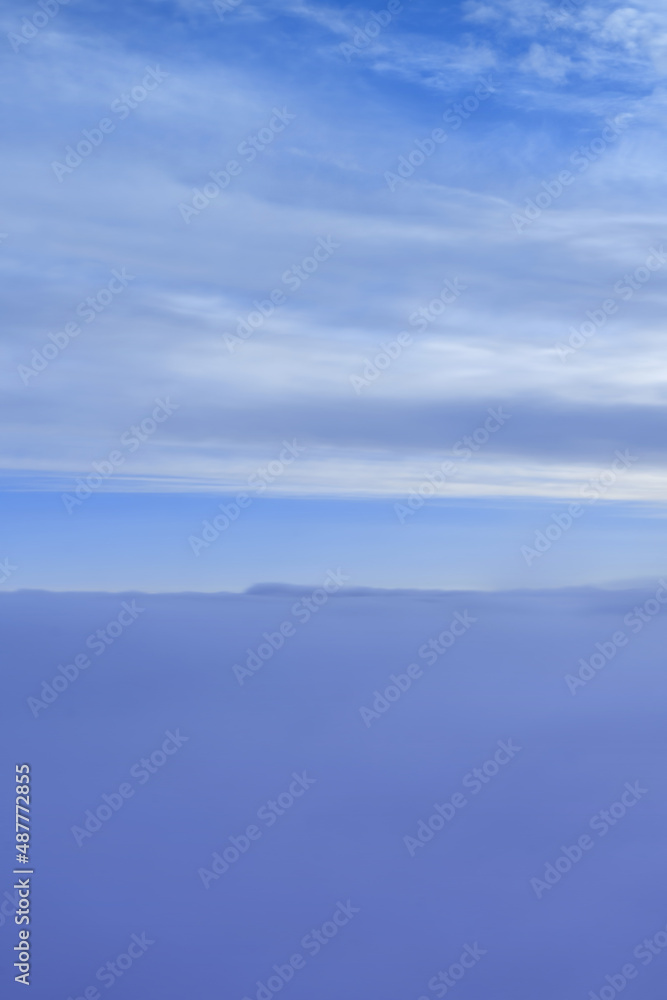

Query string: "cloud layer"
[2, 0, 665, 502]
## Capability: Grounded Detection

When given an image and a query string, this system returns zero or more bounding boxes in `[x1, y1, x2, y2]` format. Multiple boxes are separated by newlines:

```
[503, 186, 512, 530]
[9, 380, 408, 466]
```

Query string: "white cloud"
[1, 8, 666, 502]
[520, 41, 573, 80]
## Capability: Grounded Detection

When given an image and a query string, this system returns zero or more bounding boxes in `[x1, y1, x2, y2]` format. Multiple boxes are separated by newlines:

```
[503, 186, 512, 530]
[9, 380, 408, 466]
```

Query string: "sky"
[2, 0, 667, 589]
[3, 7, 667, 998]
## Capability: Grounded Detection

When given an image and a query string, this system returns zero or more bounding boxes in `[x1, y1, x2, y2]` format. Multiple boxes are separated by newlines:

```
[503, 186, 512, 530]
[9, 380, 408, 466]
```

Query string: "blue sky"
[2, 0, 666, 590]
[3, 10, 667, 998]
